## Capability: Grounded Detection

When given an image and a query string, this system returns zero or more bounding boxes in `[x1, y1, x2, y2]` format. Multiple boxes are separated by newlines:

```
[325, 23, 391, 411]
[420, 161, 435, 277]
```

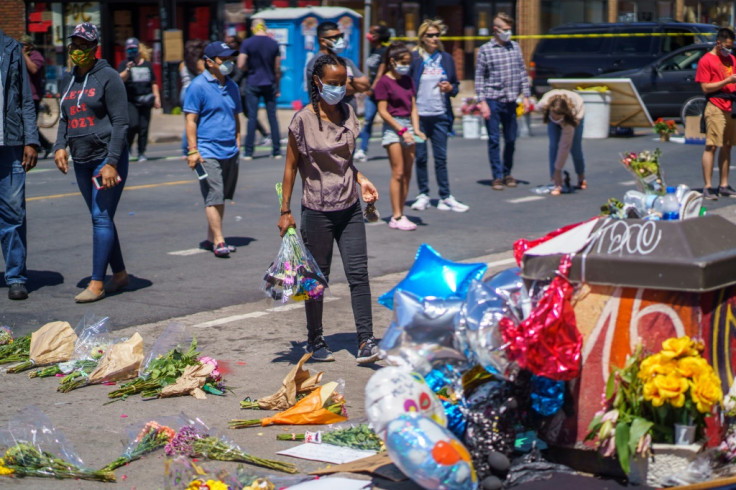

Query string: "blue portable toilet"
[254, 7, 362, 109]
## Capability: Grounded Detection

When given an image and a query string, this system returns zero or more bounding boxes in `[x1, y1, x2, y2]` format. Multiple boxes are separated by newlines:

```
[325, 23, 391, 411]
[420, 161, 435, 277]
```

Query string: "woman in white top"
[537, 89, 586, 196]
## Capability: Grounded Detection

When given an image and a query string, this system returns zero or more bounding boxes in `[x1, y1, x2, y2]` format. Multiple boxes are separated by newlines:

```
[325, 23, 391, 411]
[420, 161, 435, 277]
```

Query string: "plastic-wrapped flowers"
[262, 228, 327, 303]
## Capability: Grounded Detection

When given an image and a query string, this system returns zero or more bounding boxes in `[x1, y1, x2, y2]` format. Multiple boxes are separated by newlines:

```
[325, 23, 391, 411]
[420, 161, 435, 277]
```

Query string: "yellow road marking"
[27, 179, 193, 202]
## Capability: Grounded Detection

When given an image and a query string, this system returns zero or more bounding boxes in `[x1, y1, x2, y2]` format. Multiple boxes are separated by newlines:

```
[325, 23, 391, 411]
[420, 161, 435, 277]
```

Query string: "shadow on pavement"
[0, 269, 64, 293]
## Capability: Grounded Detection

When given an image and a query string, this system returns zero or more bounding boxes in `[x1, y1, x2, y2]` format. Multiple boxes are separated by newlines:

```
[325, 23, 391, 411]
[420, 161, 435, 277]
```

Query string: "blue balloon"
[530, 375, 565, 417]
[378, 244, 488, 310]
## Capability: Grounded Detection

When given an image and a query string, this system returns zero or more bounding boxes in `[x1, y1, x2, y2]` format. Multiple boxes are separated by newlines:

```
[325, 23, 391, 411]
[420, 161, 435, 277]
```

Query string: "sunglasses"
[323, 33, 344, 41]
[68, 43, 95, 50]
[425, 33, 440, 38]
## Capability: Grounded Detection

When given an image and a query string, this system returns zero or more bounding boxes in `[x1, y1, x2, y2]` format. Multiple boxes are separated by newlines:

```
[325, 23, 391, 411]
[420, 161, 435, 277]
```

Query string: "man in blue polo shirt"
[184, 41, 242, 258]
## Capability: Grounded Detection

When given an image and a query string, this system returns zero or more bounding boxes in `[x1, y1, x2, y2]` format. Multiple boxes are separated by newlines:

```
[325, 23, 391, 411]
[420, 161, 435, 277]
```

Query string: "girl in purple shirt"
[374, 43, 426, 231]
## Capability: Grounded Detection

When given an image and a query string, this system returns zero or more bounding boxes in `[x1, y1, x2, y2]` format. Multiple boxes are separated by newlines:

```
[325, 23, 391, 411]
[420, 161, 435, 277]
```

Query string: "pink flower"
[198, 356, 221, 378]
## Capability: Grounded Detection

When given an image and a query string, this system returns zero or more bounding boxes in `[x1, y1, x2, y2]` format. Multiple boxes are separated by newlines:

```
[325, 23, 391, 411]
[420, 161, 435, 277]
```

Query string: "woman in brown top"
[278, 54, 380, 364]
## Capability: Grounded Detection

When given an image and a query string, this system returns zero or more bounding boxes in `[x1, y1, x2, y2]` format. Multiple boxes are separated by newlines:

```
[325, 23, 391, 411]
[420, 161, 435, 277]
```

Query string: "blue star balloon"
[378, 244, 487, 310]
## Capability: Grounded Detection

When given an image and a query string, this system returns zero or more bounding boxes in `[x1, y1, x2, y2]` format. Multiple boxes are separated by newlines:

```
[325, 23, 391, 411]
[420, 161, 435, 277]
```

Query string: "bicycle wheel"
[37, 97, 60, 128]
[680, 96, 706, 123]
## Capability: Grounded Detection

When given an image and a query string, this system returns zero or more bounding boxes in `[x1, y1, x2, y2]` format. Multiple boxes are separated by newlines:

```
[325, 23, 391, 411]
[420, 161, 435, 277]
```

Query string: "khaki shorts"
[705, 102, 736, 147]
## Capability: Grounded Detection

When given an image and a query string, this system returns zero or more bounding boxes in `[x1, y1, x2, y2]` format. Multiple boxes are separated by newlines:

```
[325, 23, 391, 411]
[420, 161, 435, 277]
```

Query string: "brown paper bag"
[160, 362, 214, 399]
[29, 321, 77, 366]
[256, 353, 324, 410]
[88, 332, 143, 384]
[309, 452, 406, 482]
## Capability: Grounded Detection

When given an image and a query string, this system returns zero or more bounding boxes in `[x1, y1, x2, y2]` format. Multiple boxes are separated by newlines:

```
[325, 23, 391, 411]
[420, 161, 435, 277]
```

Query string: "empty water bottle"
[661, 186, 680, 220]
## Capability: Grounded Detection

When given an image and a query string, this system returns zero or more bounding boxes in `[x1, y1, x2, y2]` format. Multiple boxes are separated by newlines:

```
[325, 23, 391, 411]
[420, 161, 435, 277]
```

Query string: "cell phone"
[193, 162, 208, 180]
[413, 134, 426, 144]
[92, 173, 122, 190]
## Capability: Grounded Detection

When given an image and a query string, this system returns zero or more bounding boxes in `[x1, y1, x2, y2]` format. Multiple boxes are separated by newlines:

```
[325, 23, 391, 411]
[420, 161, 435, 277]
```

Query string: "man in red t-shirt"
[695, 27, 736, 199]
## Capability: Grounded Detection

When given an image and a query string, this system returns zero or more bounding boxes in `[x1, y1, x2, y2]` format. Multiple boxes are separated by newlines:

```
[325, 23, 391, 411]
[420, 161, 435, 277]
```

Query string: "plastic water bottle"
[661, 186, 680, 220]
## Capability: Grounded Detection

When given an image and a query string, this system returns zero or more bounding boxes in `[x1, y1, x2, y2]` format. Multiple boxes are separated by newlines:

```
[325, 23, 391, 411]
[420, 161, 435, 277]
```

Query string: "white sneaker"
[437, 195, 469, 212]
[410, 193, 431, 211]
[259, 136, 272, 146]
[354, 149, 367, 162]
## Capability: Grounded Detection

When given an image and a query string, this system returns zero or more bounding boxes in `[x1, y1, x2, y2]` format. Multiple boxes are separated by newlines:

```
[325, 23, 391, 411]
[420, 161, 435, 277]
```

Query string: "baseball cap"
[125, 38, 140, 49]
[204, 41, 238, 59]
[20, 34, 33, 45]
[69, 23, 99, 43]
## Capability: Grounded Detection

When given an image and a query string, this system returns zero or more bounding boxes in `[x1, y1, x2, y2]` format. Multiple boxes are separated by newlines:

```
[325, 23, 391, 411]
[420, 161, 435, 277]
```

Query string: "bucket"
[575, 90, 611, 139]
[463, 115, 482, 139]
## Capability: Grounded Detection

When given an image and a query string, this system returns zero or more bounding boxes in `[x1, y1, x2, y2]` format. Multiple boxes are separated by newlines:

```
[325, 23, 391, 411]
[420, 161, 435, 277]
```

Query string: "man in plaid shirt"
[475, 13, 531, 190]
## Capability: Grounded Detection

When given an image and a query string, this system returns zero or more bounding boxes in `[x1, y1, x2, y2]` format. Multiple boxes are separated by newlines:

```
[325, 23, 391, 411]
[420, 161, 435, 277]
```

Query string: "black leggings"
[300, 201, 373, 345]
[127, 102, 152, 155]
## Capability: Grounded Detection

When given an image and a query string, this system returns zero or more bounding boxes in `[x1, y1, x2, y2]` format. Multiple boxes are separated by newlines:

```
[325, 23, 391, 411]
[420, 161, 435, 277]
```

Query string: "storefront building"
[5, 0, 734, 110]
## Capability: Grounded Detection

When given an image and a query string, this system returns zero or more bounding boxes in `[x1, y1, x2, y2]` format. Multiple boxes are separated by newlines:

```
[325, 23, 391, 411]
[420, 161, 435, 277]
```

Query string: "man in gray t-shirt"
[305, 21, 369, 110]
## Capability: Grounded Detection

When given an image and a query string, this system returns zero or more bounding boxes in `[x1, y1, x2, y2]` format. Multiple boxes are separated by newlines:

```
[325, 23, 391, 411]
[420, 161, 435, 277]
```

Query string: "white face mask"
[219, 60, 234, 75]
[329, 37, 347, 54]
[497, 28, 512, 43]
[721, 46, 733, 57]
[395, 64, 410, 76]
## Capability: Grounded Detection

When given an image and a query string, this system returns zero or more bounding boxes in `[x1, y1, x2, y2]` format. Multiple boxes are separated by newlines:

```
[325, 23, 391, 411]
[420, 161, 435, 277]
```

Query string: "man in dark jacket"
[0, 28, 39, 300]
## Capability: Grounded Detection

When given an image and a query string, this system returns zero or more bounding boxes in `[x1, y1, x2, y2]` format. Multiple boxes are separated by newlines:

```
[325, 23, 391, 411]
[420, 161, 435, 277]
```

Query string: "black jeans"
[300, 202, 373, 346]
[126, 102, 152, 155]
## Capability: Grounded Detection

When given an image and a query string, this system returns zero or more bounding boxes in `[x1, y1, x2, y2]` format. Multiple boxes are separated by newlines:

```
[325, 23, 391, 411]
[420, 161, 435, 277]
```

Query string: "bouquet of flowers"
[240, 353, 322, 410]
[0, 326, 12, 345]
[587, 337, 723, 474]
[165, 425, 297, 474]
[460, 97, 482, 116]
[7, 321, 77, 373]
[0, 332, 30, 365]
[0, 406, 115, 482]
[159, 356, 229, 399]
[164, 456, 290, 489]
[101, 421, 176, 472]
[230, 381, 347, 429]
[619, 149, 666, 194]
[108, 336, 199, 400]
[262, 229, 327, 303]
[276, 423, 383, 451]
[653, 118, 677, 136]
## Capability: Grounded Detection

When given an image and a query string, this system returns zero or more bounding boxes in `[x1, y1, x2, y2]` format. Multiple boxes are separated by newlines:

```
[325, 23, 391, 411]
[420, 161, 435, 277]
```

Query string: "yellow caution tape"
[393, 32, 716, 42]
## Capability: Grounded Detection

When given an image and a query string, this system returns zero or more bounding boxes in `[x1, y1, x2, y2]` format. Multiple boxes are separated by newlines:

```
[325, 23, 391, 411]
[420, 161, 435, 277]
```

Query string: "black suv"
[531, 22, 718, 95]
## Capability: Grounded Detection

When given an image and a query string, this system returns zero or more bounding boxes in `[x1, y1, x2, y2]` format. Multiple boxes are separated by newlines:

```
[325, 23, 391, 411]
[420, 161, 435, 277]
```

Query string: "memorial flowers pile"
[587, 336, 722, 474]
[653, 118, 677, 136]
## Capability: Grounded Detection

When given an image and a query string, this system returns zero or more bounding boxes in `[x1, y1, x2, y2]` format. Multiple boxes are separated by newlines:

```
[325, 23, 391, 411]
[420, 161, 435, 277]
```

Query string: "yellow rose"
[0, 458, 14, 476]
[660, 336, 692, 360]
[654, 373, 689, 408]
[205, 480, 229, 490]
[639, 353, 663, 380]
[187, 480, 202, 490]
[677, 356, 709, 379]
[691, 375, 723, 413]
[643, 380, 665, 407]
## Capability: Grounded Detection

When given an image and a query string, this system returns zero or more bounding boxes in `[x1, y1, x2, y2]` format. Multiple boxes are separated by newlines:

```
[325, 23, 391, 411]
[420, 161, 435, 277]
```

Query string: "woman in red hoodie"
[53, 23, 130, 303]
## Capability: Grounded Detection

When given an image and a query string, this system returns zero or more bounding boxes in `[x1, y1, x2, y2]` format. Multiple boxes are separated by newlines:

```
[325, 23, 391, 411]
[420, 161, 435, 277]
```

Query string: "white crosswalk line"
[168, 248, 207, 256]
[507, 196, 545, 203]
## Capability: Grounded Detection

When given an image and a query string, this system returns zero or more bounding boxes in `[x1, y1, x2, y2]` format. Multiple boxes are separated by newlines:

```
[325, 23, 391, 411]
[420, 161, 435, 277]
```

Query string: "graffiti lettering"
[594, 220, 662, 256]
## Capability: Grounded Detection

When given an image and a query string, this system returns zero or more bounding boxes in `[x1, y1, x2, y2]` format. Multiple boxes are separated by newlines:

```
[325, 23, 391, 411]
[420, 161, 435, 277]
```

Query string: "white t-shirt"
[416, 52, 447, 117]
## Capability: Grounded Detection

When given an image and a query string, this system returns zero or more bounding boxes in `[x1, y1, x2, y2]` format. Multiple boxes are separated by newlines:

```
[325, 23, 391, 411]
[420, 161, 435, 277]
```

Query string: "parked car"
[596, 43, 710, 120]
[531, 22, 718, 95]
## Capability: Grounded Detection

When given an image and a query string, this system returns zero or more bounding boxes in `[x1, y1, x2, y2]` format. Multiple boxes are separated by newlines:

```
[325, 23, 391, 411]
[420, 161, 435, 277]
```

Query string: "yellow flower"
[643, 380, 665, 407]
[204, 480, 229, 490]
[187, 480, 203, 490]
[691, 375, 723, 413]
[0, 458, 14, 476]
[660, 336, 693, 360]
[677, 356, 709, 379]
[653, 373, 689, 407]
[639, 353, 663, 379]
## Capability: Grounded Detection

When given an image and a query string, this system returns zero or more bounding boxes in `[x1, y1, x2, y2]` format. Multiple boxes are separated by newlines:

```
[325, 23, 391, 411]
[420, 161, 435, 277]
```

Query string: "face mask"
[219, 60, 235, 75]
[721, 46, 733, 57]
[126, 48, 138, 59]
[395, 64, 411, 76]
[329, 37, 346, 54]
[366, 33, 376, 42]
[70, 46, 95, 66]
[497, 29, 512, 42]
[318, 78, 346, 105]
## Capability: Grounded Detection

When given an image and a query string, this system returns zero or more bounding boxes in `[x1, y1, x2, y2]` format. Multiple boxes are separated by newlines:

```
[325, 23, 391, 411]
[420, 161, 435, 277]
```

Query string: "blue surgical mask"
[329, 37, 347, 54]
[395, 64, 410, 76]
[721, 46, 733, 57]
[318, 78, 346, 105]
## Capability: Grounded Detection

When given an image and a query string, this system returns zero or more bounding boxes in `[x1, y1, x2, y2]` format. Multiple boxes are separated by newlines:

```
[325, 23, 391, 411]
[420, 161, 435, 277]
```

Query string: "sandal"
[213, 242, 231, 258]
[577, 180, 587, 190]
[550, 186, 562, 196]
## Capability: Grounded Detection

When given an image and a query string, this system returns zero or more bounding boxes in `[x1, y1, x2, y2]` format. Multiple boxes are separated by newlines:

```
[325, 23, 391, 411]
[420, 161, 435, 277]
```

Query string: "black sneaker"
[306, 337, 335, 362]
[703, 187, 718, 200]
[356, 337, 380, 364]
[8, 283, 28, 300]
[719, 185, 736, 198]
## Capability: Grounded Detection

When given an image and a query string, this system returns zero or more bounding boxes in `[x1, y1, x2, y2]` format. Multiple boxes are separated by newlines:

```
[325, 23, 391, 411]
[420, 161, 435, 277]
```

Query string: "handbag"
[133, 93, 155, 107]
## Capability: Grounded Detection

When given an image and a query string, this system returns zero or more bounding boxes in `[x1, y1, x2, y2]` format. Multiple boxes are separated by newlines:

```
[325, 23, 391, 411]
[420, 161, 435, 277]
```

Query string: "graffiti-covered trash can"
[519, 215, 736, 445]
[254, 7, 362, 109]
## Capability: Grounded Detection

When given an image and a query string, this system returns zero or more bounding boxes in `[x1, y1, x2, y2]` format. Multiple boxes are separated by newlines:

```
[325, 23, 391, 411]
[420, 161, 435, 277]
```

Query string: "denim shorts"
[199, 155, 239, 206]
[382, 117, 414, 148]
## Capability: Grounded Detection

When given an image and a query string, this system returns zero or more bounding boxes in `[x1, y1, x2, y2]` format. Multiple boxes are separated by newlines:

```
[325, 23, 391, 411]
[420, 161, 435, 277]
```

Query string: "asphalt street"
[1, 127, 734, 334]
